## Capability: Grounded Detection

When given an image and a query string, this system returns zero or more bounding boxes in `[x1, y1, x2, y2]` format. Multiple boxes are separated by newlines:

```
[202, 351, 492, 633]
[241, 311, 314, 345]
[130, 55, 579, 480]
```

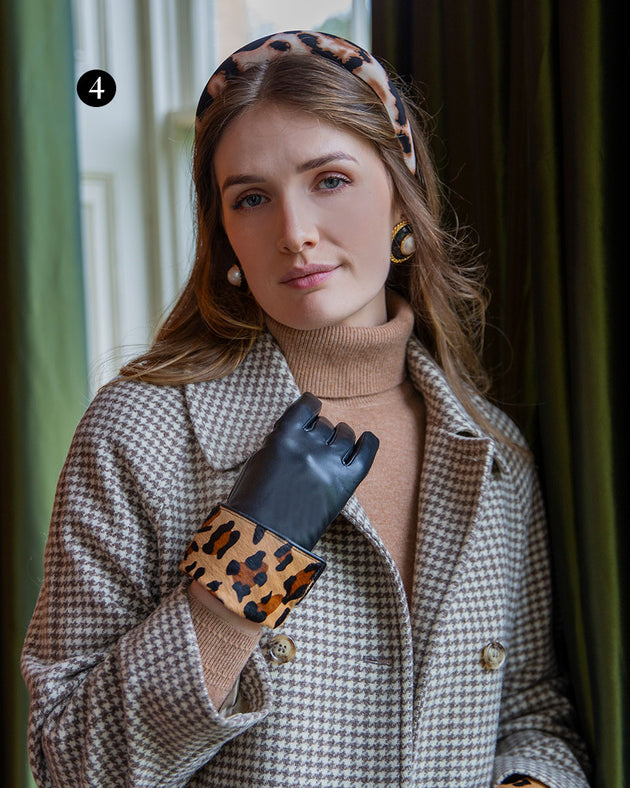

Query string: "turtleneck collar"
[263, 289, 416, 398]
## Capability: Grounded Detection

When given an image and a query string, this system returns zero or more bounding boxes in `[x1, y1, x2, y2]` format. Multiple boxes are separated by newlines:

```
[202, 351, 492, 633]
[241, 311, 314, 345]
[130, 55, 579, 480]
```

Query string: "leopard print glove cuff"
[180, 504, 326, 629]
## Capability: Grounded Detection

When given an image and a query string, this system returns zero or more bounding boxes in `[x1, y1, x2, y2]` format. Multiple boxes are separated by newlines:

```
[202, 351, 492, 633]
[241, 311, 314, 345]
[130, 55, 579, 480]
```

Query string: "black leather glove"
[180, 392, 379, 627]
[226, 391, 379, 550]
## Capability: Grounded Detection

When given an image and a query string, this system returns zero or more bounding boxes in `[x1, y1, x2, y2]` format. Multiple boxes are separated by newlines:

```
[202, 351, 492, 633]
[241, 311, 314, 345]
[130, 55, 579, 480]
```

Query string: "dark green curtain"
[373, 1, 625, 786]
[0, 1, 89, 785]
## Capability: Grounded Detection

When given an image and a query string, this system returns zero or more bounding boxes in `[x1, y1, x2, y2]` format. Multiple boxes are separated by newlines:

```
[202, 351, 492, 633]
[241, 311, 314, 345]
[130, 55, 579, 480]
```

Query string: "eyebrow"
[220, 151, 358, 194]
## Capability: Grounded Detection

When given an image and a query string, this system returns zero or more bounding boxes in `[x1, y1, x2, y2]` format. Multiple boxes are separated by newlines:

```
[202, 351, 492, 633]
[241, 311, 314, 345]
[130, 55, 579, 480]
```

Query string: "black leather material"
[226, 392, 379, 551]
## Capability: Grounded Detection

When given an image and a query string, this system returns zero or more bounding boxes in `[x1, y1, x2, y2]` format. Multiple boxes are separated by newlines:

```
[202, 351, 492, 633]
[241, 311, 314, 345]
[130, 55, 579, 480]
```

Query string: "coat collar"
[184, 328, 497, 471]
[406, 335, 508, 476]
[406, 335, 487, 439]
[184, 331, 302, 471]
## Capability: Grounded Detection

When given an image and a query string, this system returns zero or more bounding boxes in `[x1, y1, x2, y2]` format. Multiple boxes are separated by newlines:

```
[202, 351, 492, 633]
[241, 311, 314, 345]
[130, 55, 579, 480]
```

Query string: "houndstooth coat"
[21, 330, 589, 788]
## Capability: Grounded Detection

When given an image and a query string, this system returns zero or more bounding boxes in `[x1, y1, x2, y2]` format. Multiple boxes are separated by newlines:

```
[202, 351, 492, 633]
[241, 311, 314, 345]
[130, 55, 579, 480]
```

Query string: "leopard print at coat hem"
[180, 504, 326, 628]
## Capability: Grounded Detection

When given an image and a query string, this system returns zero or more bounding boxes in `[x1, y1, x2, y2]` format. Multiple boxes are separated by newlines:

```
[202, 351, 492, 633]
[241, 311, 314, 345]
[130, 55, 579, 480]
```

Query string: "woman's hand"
[181, 392, 379, 627]
[226, 391, 379, 550]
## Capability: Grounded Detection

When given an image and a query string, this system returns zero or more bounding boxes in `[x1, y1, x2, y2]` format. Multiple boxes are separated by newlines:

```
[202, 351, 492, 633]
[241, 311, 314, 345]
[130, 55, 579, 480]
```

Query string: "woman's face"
[214, 102, 399, 329]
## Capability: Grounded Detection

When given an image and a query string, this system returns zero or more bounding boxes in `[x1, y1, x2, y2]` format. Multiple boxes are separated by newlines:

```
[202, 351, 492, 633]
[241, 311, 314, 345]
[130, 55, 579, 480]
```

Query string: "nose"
[276, 197, 319, 254]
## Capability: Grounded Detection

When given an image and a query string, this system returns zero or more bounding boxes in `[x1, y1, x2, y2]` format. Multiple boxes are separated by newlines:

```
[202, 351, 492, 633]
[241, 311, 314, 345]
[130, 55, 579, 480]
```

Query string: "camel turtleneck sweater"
[189, 288, 426, 709]
[263, 288, 426, 599]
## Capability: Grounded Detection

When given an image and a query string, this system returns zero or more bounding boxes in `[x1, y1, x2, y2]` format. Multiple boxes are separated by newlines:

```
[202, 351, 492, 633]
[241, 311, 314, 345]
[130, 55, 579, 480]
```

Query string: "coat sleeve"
[20, 393, 275, 787]
[492, 456, 591, 788]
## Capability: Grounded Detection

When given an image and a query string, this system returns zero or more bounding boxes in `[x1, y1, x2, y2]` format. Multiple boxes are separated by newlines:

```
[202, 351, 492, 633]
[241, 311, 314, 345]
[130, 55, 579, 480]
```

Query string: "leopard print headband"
[195, 30, 417, 175]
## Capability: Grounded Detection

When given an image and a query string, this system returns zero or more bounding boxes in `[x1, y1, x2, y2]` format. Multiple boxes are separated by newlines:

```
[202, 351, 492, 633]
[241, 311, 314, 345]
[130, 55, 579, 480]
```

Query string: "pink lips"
[280, 265, 339, 288]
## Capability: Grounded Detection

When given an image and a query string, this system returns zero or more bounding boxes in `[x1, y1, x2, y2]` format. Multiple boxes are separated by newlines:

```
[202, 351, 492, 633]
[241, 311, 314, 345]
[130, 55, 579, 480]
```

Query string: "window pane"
[215, 0, 370, 62]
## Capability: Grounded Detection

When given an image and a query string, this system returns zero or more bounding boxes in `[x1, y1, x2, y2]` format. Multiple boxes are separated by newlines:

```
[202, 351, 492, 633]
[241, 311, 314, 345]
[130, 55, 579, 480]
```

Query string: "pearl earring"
[227, 263, 244, 287]
[390, 221, 416, 264]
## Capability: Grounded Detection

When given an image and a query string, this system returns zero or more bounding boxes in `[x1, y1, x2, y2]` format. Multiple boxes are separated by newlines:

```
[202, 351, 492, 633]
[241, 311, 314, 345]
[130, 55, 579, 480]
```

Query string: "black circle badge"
[77, 70, 116, 107]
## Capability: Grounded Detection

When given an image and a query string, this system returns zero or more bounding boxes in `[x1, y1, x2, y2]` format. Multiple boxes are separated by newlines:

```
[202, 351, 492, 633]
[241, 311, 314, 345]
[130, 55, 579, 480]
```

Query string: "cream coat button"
[269, 634, 296, 664]
[482, 642, 506, 670]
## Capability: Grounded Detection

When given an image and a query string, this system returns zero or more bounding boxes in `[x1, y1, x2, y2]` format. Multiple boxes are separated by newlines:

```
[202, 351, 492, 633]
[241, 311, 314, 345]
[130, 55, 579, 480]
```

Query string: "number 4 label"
[77, 70, 116, 107]
[89, 76, 105, 100]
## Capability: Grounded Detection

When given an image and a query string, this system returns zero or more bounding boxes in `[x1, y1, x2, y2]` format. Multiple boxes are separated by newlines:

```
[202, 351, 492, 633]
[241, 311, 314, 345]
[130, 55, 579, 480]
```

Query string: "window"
[75, 0, 370, 391]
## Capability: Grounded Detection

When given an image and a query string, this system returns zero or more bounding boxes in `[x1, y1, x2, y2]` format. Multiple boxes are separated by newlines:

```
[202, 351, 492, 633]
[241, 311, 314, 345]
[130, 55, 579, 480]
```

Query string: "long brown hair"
[120, 55, 496, 435]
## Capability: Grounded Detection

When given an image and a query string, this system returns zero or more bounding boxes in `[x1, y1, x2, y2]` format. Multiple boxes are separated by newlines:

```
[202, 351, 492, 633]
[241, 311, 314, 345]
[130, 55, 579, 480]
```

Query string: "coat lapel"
[405, 338, 499, 662]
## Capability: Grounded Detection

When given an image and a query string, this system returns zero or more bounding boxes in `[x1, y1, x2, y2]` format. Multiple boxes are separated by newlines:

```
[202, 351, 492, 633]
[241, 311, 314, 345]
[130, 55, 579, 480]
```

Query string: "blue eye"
[234, 193, 266, 209]
[322, 176, 345, 189]
[317, 175, 350, 192]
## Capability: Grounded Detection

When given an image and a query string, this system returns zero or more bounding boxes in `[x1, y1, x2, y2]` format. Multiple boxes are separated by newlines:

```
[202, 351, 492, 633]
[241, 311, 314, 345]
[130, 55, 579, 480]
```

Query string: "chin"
[264, 288, 387, 330]
[263, 300, 340, 331]
[276, 312, 369, 331]
[279, 314, 342, 331]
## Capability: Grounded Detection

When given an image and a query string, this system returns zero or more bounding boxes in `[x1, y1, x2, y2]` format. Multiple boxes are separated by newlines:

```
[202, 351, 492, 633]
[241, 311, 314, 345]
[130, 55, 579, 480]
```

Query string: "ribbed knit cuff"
[180, 504, 326, 629]
[188, 590, 260, 707]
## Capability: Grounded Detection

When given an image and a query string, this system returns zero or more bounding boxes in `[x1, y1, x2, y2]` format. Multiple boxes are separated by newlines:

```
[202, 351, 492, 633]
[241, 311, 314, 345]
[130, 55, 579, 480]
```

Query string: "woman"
[21, 31, 590, 787]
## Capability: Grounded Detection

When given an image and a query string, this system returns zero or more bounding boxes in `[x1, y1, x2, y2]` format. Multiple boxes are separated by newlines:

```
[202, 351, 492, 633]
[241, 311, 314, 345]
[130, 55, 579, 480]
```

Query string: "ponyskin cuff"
[180, 504, 325, 629]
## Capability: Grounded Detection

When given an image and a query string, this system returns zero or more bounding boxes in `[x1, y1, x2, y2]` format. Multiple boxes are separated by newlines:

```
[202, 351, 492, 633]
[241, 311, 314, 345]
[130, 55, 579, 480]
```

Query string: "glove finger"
[307, 415, 336, 441]
[274, 391, 322, 430]
[326, 421, 357, 456]
[342, 431, 380, 478]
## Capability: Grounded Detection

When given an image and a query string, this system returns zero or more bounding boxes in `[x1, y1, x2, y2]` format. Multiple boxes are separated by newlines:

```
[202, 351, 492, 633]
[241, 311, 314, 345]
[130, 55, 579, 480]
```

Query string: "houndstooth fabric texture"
[21, 330, 590, 787]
